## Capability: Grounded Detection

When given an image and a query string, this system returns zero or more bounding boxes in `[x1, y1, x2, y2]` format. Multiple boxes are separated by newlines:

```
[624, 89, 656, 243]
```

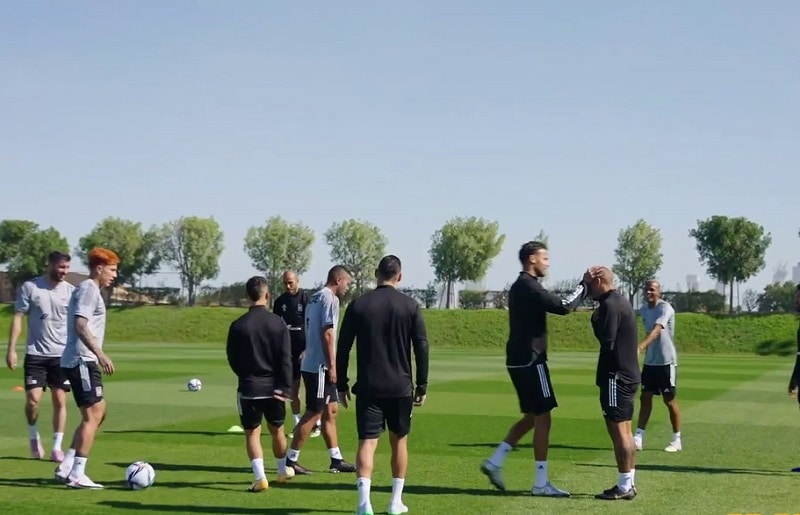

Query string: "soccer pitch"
[0, 343, 797, 515]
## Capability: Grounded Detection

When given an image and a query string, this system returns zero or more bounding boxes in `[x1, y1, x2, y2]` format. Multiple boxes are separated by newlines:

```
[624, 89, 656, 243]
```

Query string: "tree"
[0, 220, 39, 264]
[742, 288, 759, 313]
[534, 229, 548, 246]
[0, 220, 69, 290]
[76, 217, 161, 288]
[8, 229, 69, 290]
[324, 219, 388, 295]
[612, 219, 663, 305]
[689, 216, 772, 313]
[243, 216, 315, 304]
[757, 281, 797, 313]
[429, 216, 505, 308]
[158, 216, 225, 306]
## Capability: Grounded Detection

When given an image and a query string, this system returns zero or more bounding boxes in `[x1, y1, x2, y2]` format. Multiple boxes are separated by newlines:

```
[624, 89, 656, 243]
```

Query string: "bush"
[1, 304, 796, 355]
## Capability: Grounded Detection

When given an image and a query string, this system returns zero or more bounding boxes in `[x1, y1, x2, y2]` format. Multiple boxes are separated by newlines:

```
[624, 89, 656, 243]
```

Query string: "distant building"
[686, 274, 699, 292]
[793, 262, 800, 284]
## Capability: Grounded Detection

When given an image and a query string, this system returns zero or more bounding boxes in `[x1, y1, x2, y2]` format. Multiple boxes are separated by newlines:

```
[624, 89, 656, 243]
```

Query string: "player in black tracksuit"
[272, 271, 315, 434]
[586, 266, 641, 501]
[480, 241, 588, 497]
[788, 285, 800, 405]
[336, 255, 429, 515]
[227, 276, 294, 491]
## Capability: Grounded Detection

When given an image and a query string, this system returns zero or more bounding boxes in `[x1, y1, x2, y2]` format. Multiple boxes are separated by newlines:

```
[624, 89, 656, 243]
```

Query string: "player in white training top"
[54, 247, 119, 489]
[5, 251, 75, 463]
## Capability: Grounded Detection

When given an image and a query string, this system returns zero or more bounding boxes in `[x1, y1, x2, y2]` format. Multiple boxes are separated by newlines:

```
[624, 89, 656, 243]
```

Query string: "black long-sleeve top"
[273, 290, 309, 356]
[506, 272, 587, 367]
[792, 322, 800, 381]
[226, 306, 293, 398]
[591, 289, 641, 386]
[336, 285, 429, 398]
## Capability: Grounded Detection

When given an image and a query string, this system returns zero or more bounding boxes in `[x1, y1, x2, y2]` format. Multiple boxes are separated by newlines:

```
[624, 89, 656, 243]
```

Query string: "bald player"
[272, 271, 320, 437]
[633, 280, 681, 453]
[585, 266, 640, 501]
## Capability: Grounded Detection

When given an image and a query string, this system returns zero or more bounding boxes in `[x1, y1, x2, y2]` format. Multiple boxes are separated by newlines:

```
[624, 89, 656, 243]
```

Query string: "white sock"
[28, 424, 39, 439]
[251, 458, 265, 480]
[293, 413, 301, 426]
[276, 456, 287, 476]
[617, 471, 633, 491]
[630, 468, 636, 485]
[329, 447, 343, 460]
[315, 419, 321, 428]
[673, 431, 681, 440]
[534, 460, 548, 488]
[488, 441, 513, 467]
[635, 428, 644, 437]
[390, 477, 405, 504]
[287, 448, 300, 462]
[53, 432, 64, 451]
[357, 477, 372, 507]
[58, 448, 76, 473]
[71, 456, 88, 479]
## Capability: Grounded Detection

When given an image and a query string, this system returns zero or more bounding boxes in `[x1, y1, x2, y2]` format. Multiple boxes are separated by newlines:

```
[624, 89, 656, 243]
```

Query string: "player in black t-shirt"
[272, 271, 320, 437]
[226, 276, 295, 492]
[480, 241, 587, 497]
[586, 266, 641, 501]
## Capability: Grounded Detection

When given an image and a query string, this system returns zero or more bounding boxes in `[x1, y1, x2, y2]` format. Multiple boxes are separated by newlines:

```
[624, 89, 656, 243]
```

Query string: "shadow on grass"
[448, 442, 608, 452]
[108, 461, 246, 474]
[577, 462, 791, 476]
[754, 339, 796, 356]
[99, 501, 348, 514]
[286, 481, 530, 498]
[105, 429, 240, 438]
[0, 475, 245, 493]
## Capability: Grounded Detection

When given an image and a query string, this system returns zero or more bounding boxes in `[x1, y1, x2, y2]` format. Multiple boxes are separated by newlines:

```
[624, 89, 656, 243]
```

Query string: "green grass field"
[1, 342, 799, 515]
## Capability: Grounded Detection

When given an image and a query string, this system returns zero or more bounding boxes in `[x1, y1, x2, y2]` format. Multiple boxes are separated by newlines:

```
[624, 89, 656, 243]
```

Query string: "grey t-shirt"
[61, 279, 107, 368]
[15, 276, 75, 357]
[301, 287, 339, 374]
[640, 299, 677, 366]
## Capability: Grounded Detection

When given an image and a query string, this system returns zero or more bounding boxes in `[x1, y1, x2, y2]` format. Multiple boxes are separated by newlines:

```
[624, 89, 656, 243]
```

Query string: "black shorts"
[641, 364, 677, 396]
[237, 394, 286, 430]
[302, 367, 339, 413]
[62, 360, 104, 408]
[24, 355, 71, 392]
[356, 396, 413, 440]
[507, 361, 558, 415]
[599, 376, 638, 422]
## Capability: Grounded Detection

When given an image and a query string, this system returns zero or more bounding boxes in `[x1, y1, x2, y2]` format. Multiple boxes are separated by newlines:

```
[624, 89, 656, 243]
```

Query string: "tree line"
[0, 214, 786, 311]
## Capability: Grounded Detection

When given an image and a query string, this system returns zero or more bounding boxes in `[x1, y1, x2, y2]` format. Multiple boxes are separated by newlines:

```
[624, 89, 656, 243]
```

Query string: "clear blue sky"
[3, 1, 798, 295]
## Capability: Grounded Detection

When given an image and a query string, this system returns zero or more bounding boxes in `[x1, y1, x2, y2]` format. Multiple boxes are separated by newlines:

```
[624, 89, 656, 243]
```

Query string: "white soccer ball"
[125, 461, 155, 490]
[187, 378, 202, 392]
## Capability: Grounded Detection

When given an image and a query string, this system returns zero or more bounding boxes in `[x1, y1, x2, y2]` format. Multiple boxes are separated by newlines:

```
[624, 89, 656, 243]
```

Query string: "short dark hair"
[376, 255, 401, 281]
[245, 276, 269, 302]
[518, 241, 547, 265]
[48, 251, 71, 264]
[326, 265, 350, 284]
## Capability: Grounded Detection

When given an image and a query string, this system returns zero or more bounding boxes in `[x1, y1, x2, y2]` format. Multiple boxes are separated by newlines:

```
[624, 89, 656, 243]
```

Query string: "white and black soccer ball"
[187, 378, 202, 392]
[125, 461, 155, 490]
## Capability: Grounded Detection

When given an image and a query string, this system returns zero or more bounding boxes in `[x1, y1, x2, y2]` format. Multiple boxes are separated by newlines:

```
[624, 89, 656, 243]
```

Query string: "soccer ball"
[187, 378, 202, 392]
[125, 461, 155, 490]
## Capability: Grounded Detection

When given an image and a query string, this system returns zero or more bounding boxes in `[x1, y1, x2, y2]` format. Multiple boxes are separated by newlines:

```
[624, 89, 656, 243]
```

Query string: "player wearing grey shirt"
[55, 247, 119, 490]
[633, 280, 683, 453]
[5, 251, 74, 463]
[286, 265, 357, 476]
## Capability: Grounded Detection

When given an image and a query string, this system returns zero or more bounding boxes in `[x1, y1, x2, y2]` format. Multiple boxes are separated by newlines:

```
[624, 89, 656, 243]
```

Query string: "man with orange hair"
[54, 248, 119, 489]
